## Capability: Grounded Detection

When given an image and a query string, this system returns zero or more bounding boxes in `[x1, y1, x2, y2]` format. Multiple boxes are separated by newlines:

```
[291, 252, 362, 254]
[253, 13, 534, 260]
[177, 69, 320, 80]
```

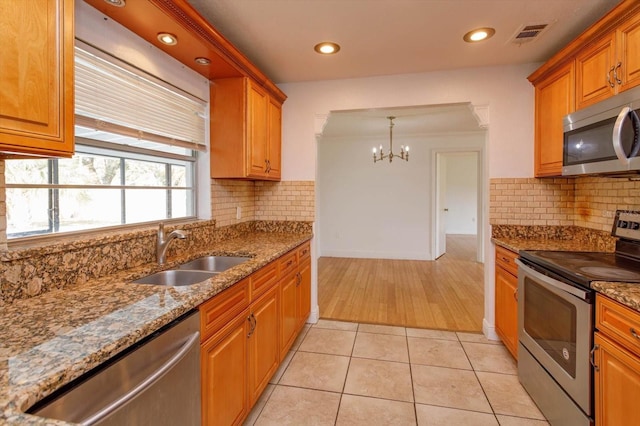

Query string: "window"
[5, 43, 207, 238]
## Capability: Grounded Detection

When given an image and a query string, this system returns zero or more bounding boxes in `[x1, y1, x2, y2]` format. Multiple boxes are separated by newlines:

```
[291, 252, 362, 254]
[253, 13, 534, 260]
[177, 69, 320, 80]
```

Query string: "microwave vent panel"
[510, 23, 552, 45]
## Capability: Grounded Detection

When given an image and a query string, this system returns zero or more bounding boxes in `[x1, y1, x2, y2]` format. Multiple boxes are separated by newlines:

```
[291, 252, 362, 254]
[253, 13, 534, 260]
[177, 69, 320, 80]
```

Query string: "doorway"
[434, 151, 483, 263]
[316, 104, 487, 331]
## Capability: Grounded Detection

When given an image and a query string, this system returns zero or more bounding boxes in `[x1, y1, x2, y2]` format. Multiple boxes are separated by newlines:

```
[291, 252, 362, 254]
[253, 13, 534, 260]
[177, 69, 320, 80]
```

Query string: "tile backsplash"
[490, 177, 640, 231]
[212, 179, 315, 227]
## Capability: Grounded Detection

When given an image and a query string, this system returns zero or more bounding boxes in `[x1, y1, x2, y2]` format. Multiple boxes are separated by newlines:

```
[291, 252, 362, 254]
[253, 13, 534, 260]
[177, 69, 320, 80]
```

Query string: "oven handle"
[515, 259, 590, 301]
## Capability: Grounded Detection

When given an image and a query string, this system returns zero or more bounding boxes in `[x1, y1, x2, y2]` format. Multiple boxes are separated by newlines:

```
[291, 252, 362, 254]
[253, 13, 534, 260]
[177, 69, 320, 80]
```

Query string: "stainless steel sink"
[132, 270, 218, 286]
[177, 256, 250, 273]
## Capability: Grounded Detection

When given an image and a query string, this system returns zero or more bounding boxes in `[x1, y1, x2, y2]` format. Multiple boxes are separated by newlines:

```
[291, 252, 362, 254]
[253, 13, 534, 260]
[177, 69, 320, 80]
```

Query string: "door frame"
[431, 147, 484, 263]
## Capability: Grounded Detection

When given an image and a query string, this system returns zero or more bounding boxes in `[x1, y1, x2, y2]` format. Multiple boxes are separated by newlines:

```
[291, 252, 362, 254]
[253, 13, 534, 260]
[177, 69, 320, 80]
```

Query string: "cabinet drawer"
[298, 242, 311, 262]
[495, 245, 518, 277]
[250, 261, 278, 301]
[597, 295, 640, 357]
[199, 278, 250, 342]
[278, 250, 297, 278]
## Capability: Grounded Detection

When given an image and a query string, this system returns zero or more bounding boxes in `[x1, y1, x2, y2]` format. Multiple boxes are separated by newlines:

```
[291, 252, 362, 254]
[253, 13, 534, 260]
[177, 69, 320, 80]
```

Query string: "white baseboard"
[307, 305, 320, 324]
[483, 318, 501, 341]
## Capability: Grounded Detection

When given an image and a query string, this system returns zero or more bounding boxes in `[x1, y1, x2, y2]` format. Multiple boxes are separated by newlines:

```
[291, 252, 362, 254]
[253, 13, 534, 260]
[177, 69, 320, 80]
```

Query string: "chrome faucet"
[157, 223, 187, 265]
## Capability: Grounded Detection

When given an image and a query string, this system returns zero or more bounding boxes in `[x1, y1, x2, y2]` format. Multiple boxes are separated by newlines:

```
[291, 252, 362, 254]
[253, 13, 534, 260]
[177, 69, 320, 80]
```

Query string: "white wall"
[443, 153, 478, 235]
[318, 133, 483, 260]
[278, 62, 538, 338]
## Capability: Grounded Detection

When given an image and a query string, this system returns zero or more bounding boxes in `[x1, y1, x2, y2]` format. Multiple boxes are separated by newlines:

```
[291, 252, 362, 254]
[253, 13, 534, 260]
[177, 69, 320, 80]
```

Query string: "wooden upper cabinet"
[211, 77, 282, 181]
[532, 61, 575, 177]
[576, 34, 616, 110]
[617, 12, 640, 93]
[576, 12, 640, 110]
[267, 97, 282, 180]
[0, 0, 74, 157]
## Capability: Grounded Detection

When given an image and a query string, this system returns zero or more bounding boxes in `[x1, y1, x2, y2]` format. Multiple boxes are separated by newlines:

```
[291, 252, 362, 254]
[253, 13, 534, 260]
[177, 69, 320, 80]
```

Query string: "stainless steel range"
[516, 210, 640, 426]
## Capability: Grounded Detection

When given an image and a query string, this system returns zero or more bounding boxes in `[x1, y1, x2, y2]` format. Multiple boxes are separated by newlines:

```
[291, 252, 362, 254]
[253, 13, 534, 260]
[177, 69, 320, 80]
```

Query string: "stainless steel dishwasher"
[29, 310, 201, 425]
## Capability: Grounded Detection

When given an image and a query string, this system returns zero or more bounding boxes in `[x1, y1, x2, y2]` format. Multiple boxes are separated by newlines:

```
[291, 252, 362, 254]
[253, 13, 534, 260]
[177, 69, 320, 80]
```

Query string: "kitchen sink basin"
[177, 255, 250, 273]
[132, 270, 218, 286]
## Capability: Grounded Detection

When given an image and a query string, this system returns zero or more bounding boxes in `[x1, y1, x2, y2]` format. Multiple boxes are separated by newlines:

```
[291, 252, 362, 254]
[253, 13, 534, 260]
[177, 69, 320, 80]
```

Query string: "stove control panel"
[613, 210, 640, 240]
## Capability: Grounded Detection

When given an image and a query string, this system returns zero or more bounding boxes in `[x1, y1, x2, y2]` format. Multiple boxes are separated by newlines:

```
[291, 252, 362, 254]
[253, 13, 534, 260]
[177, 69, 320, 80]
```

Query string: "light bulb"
[372, 147, 377, 154]
[406, 146, 410, 152]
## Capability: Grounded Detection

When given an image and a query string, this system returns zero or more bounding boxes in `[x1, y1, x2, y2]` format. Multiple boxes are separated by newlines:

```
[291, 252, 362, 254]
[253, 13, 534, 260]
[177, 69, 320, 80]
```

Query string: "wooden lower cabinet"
[279, 271, 299, 358]
[200, 241, 312, 425]
[248, 284, 280, 406]
[594, 294, 640, 425]
[494, 246, 518, 359]
[201, 309, 249, 426]
[594, 332, 640, 425]
[297, 258, 311, 329]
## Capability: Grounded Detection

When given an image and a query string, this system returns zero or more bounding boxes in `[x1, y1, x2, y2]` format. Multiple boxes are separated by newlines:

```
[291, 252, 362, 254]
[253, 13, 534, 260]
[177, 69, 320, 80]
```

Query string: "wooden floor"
[318, 234, 484, 332]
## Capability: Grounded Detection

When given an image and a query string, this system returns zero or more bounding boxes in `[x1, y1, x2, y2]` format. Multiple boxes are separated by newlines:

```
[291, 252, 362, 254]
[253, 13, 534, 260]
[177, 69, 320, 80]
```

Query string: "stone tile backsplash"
[0, 220, 312, 305]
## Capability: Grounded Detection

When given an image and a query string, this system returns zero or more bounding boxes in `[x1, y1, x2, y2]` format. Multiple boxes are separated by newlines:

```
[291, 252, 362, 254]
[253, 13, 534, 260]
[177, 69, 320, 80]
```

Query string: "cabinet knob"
[630, 327, 640, 340]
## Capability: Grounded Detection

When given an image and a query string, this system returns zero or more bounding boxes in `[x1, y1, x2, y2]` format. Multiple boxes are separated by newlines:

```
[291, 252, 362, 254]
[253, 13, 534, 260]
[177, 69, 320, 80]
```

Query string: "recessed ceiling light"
[195, 57, 211, 65]
[103, 0, 125, 6]
[157, 33, 178, 46]
[463, 27, 496, 43]
[314, 42, 341, 55]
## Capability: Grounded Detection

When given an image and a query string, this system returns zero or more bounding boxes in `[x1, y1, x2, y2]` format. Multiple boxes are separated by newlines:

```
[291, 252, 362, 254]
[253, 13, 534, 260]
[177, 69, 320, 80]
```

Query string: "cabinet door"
[248, 284, 279, 406]
[247, 81, 268, 178]
[495, 266, 518, 359]
[201, 309, 249, 426]
[297, 258, 311, 329]
[575, 34, 616, 110]
[617, 13, 640, 93]
[594, 333, 640, 426]
[0, 0, 74, 157]
[266, 97, 282, 180]
[534, 61, 575, 177]
[280, 272, 298, 358]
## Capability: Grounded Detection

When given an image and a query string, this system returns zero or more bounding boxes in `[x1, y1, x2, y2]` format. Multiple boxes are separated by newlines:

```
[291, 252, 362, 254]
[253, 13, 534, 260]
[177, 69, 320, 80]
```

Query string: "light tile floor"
[244, 320, 549, 426]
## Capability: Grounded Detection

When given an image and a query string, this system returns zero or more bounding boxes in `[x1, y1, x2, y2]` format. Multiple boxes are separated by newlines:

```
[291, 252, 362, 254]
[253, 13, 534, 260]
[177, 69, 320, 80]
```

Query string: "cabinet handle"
[630, 327, 640, 340]
[296, 272, 302, 286]
[513, 288, 518, 302]
[501, 256, 510, 263]
[590, 344, 600, 372]
[247, 313, 257, 337]
[607, 65, 616, 88]
[614, 62, 623, 85]
[264, 159, 269, 173]
[286, 259, 293, 267]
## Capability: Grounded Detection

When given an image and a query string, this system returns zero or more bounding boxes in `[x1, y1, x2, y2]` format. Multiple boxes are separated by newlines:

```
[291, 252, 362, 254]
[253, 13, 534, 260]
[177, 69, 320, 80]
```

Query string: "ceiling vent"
[510, 23, 552, 44]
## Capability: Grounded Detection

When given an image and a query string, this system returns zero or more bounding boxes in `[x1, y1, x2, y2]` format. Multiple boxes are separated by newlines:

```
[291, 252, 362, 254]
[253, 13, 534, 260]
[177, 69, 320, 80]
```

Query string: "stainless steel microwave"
[563, 86, 640, 176]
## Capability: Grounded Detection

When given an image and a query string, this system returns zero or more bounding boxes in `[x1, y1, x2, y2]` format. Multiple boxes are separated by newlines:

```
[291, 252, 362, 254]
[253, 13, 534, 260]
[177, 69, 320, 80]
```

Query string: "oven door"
[517, 261, 593, 415]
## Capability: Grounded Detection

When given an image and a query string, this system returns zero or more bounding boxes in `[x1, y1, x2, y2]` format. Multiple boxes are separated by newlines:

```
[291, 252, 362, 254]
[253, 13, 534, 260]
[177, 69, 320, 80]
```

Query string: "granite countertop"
[0, 231, 312, 425]
[592, 282, 640, 312]
[491, 236, 613, 254]
[492, 237, 640, 315]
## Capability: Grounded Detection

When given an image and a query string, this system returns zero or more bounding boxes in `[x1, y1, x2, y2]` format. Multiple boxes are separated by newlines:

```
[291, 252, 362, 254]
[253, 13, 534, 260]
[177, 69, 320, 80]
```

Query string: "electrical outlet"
[236, 206, 241, 220]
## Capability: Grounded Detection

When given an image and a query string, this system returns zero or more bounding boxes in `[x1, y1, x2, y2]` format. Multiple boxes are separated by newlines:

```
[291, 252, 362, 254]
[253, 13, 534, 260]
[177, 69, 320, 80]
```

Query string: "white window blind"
[74, 43, 207, 152]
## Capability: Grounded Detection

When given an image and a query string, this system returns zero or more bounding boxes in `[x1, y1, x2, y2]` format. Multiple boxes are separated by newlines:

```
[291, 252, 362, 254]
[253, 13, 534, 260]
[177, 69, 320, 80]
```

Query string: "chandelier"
[372, 116, 409, 163]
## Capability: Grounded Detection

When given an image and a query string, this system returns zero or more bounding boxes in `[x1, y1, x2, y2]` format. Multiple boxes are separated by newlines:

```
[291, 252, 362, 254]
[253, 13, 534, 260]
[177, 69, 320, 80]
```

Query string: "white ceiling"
[187, 0, 620, 137]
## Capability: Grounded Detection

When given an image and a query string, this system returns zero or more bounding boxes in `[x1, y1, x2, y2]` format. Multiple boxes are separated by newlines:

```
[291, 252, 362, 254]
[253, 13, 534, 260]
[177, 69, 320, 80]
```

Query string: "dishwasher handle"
[83, 331, 200, 425]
